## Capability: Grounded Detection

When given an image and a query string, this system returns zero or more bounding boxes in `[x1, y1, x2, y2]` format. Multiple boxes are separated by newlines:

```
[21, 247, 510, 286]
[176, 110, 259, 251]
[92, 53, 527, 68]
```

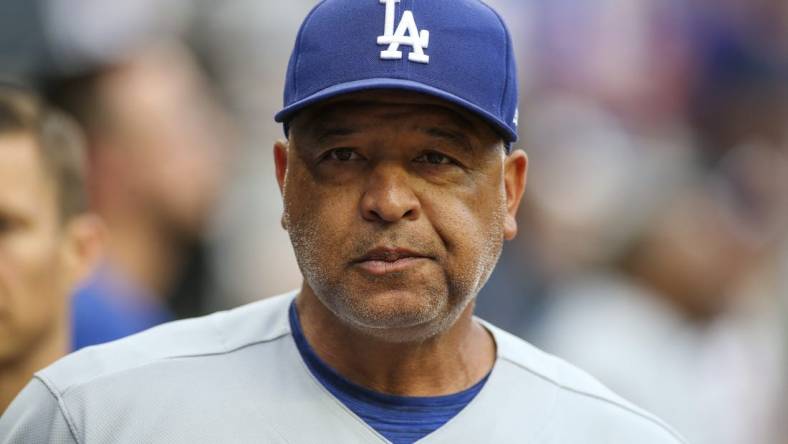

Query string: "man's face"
[99, 46, 231, 238]
[277, 91, 526, 341]
[0, 134, 73, 364]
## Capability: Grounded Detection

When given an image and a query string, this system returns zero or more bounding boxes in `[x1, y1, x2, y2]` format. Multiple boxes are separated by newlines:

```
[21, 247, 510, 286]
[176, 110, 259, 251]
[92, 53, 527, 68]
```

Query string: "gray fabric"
[1, 378, 76, 444]
[0, 292, 685, 443]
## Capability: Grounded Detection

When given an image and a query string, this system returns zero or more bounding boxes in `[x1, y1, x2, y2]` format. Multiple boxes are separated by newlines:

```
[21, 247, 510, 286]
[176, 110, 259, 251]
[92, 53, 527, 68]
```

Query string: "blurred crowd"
[0, 0, 786, 443]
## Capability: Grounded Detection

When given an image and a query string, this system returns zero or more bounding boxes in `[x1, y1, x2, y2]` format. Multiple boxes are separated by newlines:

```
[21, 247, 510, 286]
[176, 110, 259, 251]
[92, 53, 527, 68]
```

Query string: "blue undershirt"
[289, 302, 489, 444]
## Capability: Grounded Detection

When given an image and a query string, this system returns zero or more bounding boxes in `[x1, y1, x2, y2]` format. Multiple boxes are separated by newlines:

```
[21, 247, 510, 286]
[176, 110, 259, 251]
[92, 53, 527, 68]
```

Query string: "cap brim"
[274, 78, 518, 143]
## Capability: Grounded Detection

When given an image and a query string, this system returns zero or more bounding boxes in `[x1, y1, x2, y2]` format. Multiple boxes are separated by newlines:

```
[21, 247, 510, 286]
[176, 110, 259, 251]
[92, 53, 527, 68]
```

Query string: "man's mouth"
[352, 247, 432, 275]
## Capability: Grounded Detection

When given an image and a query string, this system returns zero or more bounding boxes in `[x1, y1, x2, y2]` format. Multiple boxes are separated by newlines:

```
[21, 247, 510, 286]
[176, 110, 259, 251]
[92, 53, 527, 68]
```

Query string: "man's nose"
[360, 163, 421, 223]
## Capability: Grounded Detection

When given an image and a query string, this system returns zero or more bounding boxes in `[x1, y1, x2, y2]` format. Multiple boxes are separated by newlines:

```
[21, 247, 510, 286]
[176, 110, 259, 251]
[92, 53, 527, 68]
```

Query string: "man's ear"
[61, 214, 106, 288]
[274, 139, 289, 194]
[503, 149, 528, 240]
[274, 140, 289, 230]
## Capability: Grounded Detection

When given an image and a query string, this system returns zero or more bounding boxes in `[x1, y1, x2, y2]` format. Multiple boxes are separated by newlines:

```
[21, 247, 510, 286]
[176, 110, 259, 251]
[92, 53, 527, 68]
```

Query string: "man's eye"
[415, 152, 453, 165]
[324, 148, 362, 162]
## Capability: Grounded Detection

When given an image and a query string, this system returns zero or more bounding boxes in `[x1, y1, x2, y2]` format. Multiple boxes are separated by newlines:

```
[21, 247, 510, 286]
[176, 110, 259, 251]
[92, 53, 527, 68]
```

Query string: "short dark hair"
[0, 85, 88, 220]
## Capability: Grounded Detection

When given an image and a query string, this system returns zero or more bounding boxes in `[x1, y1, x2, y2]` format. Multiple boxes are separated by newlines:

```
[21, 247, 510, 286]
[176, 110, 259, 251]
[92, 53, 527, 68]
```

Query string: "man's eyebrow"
[420, 127, 474, 152]
[312, 126, 359, 143]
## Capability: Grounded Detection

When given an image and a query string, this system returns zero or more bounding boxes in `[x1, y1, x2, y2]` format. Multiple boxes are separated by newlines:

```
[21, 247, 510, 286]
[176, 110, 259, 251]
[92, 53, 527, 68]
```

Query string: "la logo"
[377, 0, 430, 64]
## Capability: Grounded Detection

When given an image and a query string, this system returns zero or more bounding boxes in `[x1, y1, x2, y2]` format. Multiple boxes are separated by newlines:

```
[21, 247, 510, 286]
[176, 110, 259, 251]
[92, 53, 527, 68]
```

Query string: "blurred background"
[1, 0, 786, 442]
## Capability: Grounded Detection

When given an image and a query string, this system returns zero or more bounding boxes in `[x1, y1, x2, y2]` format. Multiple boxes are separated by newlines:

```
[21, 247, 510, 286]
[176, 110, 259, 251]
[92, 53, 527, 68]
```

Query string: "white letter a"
[378, 5, 430, 64]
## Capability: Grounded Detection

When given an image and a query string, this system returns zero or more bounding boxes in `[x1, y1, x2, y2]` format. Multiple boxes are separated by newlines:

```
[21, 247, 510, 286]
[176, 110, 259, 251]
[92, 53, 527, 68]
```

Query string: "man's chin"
[324, 286, 435, 325]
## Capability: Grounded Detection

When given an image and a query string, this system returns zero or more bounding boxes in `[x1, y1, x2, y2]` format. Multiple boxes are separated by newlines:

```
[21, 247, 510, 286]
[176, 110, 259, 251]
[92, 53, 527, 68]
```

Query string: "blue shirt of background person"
[71, 263, 173, 351]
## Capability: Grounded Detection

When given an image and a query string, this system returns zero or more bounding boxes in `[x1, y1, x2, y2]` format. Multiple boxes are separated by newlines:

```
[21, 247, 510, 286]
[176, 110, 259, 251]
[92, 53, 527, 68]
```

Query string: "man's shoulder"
[40, 291, 297, 396]
[482, 320, 686, 443]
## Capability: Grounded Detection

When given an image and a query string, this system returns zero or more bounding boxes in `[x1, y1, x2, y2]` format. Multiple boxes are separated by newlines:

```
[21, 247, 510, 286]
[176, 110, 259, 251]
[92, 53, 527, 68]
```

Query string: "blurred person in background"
[0, 0, 234, 349]
[476, 94, 695, 334]
[42, 42, 233, 350]
[477, 1, 788, 442]
[533, 156, 787, 443]
[476, 0, 698, 332]
[0, 85, 102, 411]
[185, 0, 319, 309]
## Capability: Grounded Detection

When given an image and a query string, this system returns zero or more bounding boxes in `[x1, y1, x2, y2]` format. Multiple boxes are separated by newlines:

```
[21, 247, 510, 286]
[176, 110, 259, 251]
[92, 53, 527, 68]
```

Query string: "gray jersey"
[1, 292, 684, 443]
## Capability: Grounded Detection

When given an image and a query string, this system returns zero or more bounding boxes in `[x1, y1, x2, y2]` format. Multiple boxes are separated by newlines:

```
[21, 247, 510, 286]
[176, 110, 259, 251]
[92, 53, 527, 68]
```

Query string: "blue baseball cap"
[275, 0, 519, 146]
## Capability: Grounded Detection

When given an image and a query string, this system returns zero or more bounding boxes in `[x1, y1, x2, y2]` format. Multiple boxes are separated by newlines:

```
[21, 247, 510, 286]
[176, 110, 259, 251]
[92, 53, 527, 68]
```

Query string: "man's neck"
[0, 330, 68, 413]
[105, 218, 184, 300]
[295, 287, 496, 397]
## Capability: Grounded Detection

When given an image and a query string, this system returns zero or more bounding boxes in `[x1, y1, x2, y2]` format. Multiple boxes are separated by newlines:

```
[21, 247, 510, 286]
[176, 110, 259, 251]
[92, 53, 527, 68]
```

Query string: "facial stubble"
[283, 181, 506, 343]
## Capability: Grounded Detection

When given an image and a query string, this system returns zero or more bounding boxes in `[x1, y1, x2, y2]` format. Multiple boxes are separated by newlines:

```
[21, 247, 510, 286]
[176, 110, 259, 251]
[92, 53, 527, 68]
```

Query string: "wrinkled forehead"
[290, 90, 500, 143]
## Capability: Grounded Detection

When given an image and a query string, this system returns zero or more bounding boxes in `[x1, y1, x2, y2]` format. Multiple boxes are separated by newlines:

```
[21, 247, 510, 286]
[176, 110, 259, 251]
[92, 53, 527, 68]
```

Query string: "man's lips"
[352, 248, 433, 275]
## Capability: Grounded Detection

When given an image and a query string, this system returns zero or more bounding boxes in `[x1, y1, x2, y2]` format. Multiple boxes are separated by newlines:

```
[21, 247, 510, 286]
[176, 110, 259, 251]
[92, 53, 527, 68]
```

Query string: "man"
[44, 42, 231, 349]
[0, 1, 684, 442]
[0, 85, 101, 412]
